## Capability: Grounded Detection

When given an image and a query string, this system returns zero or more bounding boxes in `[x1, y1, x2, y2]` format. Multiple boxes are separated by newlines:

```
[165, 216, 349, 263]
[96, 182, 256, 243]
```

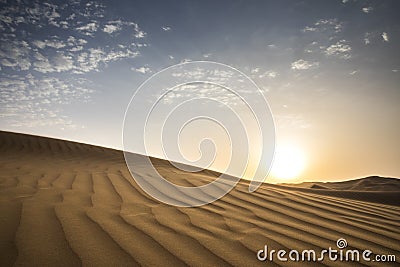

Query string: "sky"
[0, 0, 399, 183]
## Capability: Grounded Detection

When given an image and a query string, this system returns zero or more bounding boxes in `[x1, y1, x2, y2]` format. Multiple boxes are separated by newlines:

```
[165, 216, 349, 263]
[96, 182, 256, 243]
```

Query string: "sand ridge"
[0, 131, 399, 266]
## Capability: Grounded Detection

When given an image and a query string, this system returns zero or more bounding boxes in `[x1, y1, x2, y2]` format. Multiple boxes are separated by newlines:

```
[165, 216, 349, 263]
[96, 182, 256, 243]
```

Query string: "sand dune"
[289, 176, 400, 192]
[0, 131, 399, 266]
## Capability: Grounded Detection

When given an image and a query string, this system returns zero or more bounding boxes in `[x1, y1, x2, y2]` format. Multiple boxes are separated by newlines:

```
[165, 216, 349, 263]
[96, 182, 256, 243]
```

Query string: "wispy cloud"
[382, 32, 389, 42]
[304, 41, 320, 54]
[324, 40, 352, 59]
[349, 70, 358, 75]
[259, 70, 278, 79]
[251, 68, 260, 74]
[0, 0, 148, 130]
[132, 66, 151, 74]
[291, 59, 319, 70]
[364, 32, 371, 45]
[160, 83, 241, 106]
[33, 38, 66, 49]
[363, 31, 390, 45]
[0, 1, 147, 75]
[302, 18, 349, 59]
[0, 75, 93, 128]
[0, 39, 31, 71]
[76, 22, 99, 36]
[302, 18, 343, 33]
[362, 7, 373, 14]
[102, 20, 125, 34]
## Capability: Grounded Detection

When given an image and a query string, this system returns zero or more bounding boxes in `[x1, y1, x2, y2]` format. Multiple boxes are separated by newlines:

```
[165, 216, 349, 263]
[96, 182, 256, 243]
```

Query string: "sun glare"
[270, 144, 306, 181]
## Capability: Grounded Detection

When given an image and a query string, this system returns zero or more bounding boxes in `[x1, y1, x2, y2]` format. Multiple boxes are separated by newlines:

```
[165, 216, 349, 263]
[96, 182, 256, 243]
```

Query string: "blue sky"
[1, 0, 399, 182]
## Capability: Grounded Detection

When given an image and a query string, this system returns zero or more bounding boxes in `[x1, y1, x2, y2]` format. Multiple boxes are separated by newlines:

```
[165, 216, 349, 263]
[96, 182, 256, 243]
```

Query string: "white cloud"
[362, 7, 373, 14]
[1, 58, 17, 67]
[159, 82, 241, 106]
[45, 39, 66, 49]
[78, 39, 87, 45]
[364, 32, 371, 45]
[33, 58, 53, 73]
[103, 49, 139, 62]
[251, 68, 260, 74]
[17, 58, 31, 70]
[303, 18, 343, 33]
[32, 51, 74, 73]
[70, 45, 83, 52]
[180, 58, 192, 63]
[1, 19, 144, 74]
[134, 30, 146, 38]
[72, 47, 140, 74]
[33, 40, 46, 49]
[33, 51, 47, 61]
[349, 70, 358, 75]
[0, 14, 13, 24]
[0, 39, 31, 71]
[0, 75, 93, 129]
[303, 26, 317, 32]
[32, 39, 66, 49]
[76, 22, 98, 36]
[363, 31, 389, 45]
[382, 32, 389, 42]
[52, 53, 74, 72]
[162, 26, 171, 31]
[103, 24, 120, 34]
[132, 66, 151, 74]
[169, 68, 235, 88]
[60, 21, 69, 29]
[291, 59, 319, 70]
[304, 41, 320, 53]
[324, 40, 352, 59]
[259, 70, 278, 79]
[0, 0, 149, 130]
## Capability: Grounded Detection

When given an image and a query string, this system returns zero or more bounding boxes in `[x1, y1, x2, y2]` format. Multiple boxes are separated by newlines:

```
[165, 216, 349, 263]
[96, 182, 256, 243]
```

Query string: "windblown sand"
[0, 131, 399, 266]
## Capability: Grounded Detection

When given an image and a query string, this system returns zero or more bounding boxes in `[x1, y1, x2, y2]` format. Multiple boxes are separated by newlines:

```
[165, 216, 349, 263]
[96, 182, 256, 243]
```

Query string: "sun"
[270, 144, 306, 181]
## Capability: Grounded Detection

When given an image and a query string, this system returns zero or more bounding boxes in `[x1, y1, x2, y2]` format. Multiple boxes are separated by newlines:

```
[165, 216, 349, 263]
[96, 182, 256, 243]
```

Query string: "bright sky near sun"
[0, 0, 399, 183]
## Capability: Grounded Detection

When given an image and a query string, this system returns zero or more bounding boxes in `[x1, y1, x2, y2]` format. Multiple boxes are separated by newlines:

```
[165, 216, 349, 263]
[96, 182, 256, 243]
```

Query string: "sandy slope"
[0, 131, 399, 266]
[286, 177, 400, 192]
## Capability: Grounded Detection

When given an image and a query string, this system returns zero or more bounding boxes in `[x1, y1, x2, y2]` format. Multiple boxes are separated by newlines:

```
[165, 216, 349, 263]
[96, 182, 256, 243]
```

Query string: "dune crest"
[0, 131, 399, 266]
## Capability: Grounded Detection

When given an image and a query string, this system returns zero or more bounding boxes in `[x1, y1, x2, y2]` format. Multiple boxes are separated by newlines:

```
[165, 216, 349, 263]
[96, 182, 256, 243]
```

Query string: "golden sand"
[0, 131, 399, 266]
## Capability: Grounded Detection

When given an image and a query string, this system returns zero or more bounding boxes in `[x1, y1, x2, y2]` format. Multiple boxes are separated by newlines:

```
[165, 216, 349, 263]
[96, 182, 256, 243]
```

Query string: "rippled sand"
[0, 131, 399, 266]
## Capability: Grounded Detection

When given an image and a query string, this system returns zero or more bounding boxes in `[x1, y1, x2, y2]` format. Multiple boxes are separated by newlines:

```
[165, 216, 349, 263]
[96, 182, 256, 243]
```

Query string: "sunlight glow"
[270, 144, 306, 181]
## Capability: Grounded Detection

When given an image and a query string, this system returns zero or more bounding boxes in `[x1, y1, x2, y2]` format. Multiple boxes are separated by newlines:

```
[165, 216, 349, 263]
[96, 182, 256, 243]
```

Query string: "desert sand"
[0, 131, 399, 266]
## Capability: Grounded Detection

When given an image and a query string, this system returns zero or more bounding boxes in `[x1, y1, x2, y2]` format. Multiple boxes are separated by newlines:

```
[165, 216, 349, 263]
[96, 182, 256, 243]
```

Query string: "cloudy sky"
[1, 0, 399, 182]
